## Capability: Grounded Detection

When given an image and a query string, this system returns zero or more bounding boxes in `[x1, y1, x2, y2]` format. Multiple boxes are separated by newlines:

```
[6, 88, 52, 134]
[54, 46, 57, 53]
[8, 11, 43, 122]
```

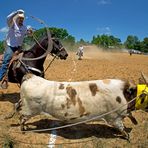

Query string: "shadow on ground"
[0, 92, 20, 104]
[10, 118, 132, 140]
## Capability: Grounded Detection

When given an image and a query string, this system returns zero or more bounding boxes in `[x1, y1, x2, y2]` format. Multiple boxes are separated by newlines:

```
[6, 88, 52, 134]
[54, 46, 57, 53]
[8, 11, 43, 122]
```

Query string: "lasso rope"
[21, 15, 53, 61]
[29, 15, 53, 53]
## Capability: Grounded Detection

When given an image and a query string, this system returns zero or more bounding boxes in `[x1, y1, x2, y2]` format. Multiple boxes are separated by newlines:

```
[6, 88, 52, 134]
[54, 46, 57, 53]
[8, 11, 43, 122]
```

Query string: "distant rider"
[76, 45, 84, 60]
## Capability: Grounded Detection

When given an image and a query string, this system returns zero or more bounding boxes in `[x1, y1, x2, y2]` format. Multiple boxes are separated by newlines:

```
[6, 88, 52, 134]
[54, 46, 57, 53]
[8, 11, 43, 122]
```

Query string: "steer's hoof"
[20, 126, 26, 134]
[121, 131, 130, 142]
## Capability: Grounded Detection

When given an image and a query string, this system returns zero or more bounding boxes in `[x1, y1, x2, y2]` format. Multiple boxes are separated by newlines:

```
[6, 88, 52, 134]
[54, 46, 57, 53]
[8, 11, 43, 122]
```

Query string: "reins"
[44, 56, 57, 73]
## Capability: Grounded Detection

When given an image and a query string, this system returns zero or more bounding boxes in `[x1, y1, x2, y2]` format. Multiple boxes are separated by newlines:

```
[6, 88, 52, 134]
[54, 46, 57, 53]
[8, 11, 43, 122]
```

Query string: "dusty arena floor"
[0, 46, 148, 148]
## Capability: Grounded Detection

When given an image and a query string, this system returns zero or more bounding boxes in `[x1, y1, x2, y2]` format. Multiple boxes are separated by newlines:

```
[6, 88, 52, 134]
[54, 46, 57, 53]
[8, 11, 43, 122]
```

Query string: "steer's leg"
[127, 112, 138, 125]
[113, 118, 130, 141]
[20, 115, 30, 131]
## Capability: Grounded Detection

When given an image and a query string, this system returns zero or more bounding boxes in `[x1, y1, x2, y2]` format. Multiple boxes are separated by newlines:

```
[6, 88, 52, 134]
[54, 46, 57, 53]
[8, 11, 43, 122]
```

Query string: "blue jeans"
[0, 46, 14, 80]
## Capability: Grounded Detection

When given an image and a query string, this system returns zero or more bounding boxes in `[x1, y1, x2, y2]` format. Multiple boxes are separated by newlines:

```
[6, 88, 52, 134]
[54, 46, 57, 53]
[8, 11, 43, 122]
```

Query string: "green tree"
[141, 37, 148, 52]
[91, 35, 100, 45]
[77, 38, 89, 45]
[23, 27, 75, 50]
[109, 35, 121, 47]
[49, 27, 69, 40]
[124, 35, 139, 49]
[0, 41, 5, 54]
[91, 34, 121, 48]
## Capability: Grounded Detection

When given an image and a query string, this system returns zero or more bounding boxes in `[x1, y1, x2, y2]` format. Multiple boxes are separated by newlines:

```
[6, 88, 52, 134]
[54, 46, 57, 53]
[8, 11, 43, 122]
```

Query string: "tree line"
[0, 27, 148, 53]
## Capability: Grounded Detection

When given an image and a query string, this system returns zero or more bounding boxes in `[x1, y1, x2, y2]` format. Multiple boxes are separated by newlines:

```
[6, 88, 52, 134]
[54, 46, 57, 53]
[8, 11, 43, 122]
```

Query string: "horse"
[1, 35, 68, 88]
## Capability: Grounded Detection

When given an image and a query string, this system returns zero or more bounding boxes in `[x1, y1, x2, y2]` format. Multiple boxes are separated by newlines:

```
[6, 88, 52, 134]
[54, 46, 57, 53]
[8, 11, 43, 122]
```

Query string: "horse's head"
[40, 36, 68, 60]
[51, 38, 68, 60]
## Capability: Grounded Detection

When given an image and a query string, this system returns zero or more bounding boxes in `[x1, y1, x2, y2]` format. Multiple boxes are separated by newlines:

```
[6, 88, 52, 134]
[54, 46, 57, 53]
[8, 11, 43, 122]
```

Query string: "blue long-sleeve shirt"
[6, 11, 27, 47]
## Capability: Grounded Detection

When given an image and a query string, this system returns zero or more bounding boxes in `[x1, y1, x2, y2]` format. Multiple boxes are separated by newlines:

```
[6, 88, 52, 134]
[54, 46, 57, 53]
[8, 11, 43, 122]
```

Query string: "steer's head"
[123, 72, 148, 112]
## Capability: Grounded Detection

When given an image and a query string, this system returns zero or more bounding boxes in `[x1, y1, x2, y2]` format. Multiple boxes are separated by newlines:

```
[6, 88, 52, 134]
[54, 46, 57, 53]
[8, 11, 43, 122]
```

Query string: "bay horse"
[1, 35, 68, 88]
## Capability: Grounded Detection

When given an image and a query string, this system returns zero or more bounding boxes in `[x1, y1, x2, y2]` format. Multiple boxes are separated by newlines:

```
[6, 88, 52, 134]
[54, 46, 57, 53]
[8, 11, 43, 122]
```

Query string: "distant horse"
[76, 46, 84, 60]
[76, 50, 83, 60]
[1, 36, 68, 88]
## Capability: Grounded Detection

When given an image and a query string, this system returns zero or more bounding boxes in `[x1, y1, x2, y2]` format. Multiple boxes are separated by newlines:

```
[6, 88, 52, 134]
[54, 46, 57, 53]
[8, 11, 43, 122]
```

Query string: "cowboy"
[0, 9, 32, 88]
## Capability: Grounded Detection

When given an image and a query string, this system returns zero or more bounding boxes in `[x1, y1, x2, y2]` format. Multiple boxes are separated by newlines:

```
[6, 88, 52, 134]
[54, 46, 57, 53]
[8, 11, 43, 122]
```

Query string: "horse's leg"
[78, 55, 82, 60]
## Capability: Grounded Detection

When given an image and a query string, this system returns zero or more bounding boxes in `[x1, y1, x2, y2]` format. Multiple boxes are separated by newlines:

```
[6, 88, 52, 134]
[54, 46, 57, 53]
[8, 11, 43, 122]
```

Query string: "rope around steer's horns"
[21, 15, 53, 61]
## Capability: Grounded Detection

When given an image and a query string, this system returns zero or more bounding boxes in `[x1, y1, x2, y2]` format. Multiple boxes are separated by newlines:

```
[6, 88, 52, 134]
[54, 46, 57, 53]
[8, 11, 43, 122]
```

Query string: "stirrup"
[0, 81, 8, 89]
[0, 79, 8, 89]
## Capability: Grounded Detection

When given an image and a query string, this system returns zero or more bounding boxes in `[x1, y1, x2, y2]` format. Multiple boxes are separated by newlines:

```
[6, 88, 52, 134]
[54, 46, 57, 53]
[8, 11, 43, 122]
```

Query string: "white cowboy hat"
[17, 13, 25, 18]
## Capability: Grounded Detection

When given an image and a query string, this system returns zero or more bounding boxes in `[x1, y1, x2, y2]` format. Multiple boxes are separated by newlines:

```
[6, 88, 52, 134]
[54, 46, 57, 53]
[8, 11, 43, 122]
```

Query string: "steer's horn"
[141, 72, 148, 85]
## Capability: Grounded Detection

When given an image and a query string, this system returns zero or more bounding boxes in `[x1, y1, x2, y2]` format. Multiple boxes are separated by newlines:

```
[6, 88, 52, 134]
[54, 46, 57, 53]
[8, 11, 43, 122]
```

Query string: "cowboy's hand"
[27, 28, 33, 36]
[17, 9, 24, 14]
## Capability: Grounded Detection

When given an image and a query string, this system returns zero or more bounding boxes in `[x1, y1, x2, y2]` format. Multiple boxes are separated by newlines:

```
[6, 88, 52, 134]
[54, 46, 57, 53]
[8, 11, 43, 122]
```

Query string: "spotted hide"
[17, 73, 144, 139]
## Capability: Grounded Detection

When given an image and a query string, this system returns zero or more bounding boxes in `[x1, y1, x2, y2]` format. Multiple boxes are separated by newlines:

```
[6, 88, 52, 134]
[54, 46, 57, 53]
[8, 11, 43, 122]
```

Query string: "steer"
[16, 73, 148, 140]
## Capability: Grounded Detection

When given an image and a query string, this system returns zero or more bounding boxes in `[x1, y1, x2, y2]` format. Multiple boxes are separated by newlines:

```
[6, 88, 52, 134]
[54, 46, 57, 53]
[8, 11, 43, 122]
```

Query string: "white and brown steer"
[16, 73, 147, 140]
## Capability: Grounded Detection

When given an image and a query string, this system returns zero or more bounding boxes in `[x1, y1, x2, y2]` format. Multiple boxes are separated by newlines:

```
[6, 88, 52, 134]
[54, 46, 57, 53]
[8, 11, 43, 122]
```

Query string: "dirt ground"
[0, 46, 148, 148]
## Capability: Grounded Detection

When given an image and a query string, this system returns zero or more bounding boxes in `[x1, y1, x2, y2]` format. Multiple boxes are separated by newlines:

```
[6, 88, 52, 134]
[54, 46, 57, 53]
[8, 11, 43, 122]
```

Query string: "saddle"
[0, 52, 23, 89]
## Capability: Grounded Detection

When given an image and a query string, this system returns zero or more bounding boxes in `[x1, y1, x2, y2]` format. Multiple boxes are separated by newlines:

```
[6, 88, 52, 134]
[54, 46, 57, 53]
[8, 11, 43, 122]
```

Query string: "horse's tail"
[1, 99, 22, 120]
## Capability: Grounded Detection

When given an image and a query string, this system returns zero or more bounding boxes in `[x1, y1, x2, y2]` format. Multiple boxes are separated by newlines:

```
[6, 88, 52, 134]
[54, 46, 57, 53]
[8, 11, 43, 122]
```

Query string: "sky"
[0, 0, 148, 43]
